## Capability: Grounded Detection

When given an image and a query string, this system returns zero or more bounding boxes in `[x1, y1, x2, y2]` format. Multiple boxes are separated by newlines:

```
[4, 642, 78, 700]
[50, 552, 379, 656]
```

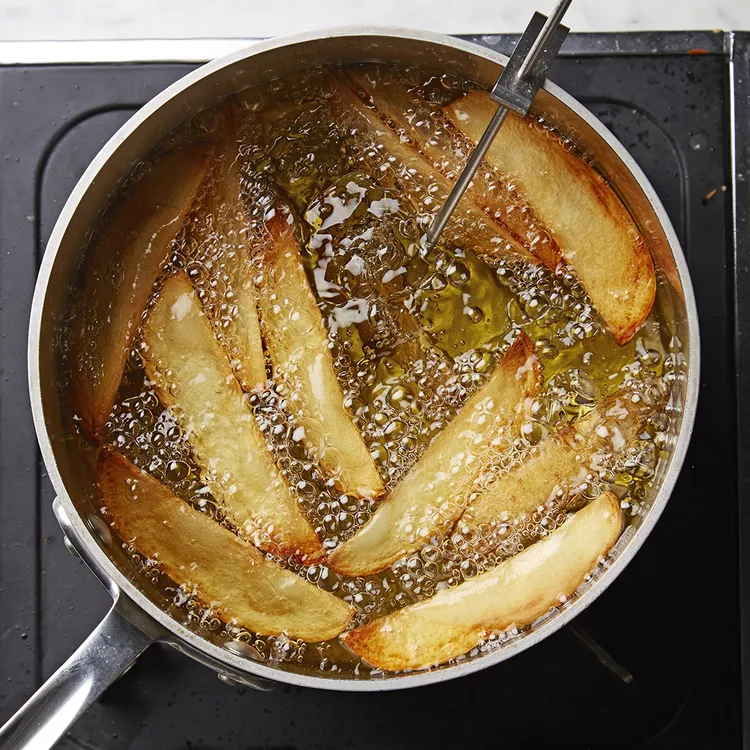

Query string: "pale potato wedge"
[323, 74, 538, 266]
[341, 491, 623, 670]
[188, 102, 266, 392]
[98, 448, 352, 641]
[71, 144, 213, 440]
[256, 214, 385, 499]
[141, 271, 325, 564]
[328, 332, 541, 576]
[445, 92, 656, 345]
[345, 68, 563, 270]
[459, 391, 650, 530]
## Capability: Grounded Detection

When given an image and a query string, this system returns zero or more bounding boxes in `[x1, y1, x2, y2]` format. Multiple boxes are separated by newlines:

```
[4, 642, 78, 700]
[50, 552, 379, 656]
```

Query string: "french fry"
[344, 68, 563, 270]
[444, 92, 656, 345]
[256, 215, 385, 499]
[226, 281, 266, 392]
[71, 144, 213, 440]
[98, 448, 352, 641]
[323, 74, 538, 266]
[141, 271, 325, 564]
[341, 491, 623, 670]
[328, 332, 541, 576]
[188, 102, 266, 392]
[459, 391, 651, 530]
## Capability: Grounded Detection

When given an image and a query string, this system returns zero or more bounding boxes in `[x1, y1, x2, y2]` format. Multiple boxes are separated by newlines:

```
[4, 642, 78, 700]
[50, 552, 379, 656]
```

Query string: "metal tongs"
[425, 0, 573, 248]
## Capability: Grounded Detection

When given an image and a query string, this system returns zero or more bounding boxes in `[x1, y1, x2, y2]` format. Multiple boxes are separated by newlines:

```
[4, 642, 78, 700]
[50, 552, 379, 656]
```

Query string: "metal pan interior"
[28, 27, 699, 691]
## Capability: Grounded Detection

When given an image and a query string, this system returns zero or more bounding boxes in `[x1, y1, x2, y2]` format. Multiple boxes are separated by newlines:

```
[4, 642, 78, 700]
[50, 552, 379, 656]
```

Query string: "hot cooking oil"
[68, 62, 685, 678]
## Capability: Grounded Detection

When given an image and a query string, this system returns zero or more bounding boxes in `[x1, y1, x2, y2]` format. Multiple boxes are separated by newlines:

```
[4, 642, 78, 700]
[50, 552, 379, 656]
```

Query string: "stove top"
[0, 31, 747, 749]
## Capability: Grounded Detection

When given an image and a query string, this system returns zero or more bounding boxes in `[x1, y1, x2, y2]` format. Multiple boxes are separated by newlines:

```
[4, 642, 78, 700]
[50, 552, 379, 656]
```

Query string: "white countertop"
[0, 0, 748, 41]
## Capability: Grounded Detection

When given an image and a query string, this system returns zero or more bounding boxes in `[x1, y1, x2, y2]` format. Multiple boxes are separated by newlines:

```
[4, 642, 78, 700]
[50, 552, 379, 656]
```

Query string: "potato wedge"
[345, 68, 563, 270]
[227, 281, 266, 392]
[341, 491, 622, 670]
[256, 214, 385, 499]
[459, 391, 650, 530]
[445, 92, 656, 345]
[323, 74, 537, 266]
[188, 102, 266, 392]
[328, 332, 541, 576]
[71, 144, 213, 440]
[98, 448, 352, 641]
[141, 271, 325, 564]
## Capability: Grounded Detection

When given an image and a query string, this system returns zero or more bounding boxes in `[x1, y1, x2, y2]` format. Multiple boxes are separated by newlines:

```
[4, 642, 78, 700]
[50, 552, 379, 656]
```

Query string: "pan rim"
[27, 24, 700, 691]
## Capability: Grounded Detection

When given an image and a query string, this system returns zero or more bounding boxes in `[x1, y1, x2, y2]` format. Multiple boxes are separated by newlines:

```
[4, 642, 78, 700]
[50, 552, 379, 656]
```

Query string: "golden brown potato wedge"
[323, 74, 538, 266]
[98, 448, 352, 641]
[71, 144, 213, 440]
[459, 390, 651, 530]
[141, 271, 325, 564]
[445, 92, 656, 345]
[341, 491, 623, 670]
[328, 332, 541, 576]
[256, 214, 385, 499]
[345, 68, 563, 270]
[188, 102, 266, 392]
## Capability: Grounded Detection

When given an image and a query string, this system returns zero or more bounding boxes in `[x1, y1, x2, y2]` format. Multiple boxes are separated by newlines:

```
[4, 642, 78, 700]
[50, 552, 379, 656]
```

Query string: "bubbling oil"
[80, 62, 686, 678]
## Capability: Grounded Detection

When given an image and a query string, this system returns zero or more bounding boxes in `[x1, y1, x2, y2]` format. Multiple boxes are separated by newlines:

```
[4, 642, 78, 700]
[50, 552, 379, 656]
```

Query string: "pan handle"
[0, 595, 158, 750]
[0, 498, 164, 749]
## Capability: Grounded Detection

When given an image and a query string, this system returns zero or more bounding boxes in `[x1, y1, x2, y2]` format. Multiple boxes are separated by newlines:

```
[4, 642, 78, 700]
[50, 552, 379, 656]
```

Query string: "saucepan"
[1, 26, 698, 749]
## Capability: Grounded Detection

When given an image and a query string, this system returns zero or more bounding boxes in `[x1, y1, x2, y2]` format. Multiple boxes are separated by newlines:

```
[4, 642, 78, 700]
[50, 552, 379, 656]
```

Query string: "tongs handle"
[503, 0, 573, 106]
[424, 0, 571, 248]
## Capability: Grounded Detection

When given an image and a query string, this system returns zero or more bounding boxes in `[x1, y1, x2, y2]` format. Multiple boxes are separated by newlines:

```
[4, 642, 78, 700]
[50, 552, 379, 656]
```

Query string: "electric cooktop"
[1, 30, 748, 749]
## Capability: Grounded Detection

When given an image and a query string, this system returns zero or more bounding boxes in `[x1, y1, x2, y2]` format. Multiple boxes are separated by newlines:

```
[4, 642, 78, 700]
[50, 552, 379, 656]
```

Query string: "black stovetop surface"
[0, 31, 748, 749]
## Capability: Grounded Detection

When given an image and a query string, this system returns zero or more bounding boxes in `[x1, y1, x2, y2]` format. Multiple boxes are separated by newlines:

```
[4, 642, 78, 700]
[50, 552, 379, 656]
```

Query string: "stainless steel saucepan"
[1, 27, 699, 749]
